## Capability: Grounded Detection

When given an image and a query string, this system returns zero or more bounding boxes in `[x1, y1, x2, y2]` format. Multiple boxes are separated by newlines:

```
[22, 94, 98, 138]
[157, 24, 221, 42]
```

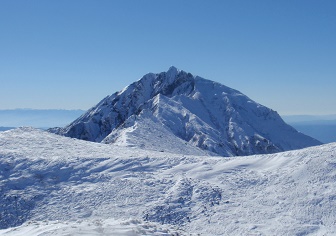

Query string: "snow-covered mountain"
[51, 67, 321, 156]
[0, 128, 335, 235]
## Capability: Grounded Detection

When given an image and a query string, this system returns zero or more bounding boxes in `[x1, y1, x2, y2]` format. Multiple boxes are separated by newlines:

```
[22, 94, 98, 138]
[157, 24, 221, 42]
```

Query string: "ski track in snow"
[0, 128, 335, 235]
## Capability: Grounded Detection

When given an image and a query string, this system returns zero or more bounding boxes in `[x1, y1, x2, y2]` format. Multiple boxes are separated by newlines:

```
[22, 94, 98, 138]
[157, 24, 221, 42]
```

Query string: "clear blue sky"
[0, 0, 335, 115]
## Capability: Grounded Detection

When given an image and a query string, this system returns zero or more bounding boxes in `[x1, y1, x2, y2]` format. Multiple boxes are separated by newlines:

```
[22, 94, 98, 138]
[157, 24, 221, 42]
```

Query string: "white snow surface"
[1, 128, 336, 235]
[0, 219, 176, 236]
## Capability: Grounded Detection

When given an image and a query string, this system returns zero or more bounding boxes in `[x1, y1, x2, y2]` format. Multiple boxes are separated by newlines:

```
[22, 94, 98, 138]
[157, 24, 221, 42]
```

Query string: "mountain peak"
[162, 66, 185, 85]
[52, 67, 321, 156]
[167, 65, 179, 74]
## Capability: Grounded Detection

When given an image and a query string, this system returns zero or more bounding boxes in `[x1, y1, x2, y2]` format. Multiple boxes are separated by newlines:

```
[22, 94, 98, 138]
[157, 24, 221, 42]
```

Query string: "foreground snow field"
[0, 128, 335, 235]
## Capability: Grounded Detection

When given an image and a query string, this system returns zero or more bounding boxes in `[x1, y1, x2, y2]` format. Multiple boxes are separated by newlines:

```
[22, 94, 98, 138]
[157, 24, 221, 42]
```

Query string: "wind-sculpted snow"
[0, 128, 335, 235]
[51, 66, 321, 156]
[144, 177, 222, 226]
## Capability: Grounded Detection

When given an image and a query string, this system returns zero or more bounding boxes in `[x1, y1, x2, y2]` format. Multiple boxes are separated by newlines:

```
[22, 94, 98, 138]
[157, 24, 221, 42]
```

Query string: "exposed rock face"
[51, 67, 321, 156]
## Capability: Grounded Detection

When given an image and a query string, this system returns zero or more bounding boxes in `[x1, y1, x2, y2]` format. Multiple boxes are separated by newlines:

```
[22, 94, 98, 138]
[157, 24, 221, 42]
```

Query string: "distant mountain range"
[282, 114, 336, 123]
[282, 115, 336, 143]
[50, 67, 321, 156]
[0, 109, 84, 128]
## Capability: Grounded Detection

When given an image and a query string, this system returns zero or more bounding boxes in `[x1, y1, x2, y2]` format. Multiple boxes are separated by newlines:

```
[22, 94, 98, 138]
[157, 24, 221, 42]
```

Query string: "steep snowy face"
[53, 67, 321, 156]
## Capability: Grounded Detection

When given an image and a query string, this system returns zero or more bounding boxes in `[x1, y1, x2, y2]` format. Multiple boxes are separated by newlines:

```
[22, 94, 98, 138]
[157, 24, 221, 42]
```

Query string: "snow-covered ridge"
[51, 67, 321, 156]
[0, 128, 335, 235]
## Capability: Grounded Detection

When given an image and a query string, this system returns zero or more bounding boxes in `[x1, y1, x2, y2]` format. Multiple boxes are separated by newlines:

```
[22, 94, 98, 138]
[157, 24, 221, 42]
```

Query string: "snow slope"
[52, 66, 321, 156]
[1, 128, 335, 235]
